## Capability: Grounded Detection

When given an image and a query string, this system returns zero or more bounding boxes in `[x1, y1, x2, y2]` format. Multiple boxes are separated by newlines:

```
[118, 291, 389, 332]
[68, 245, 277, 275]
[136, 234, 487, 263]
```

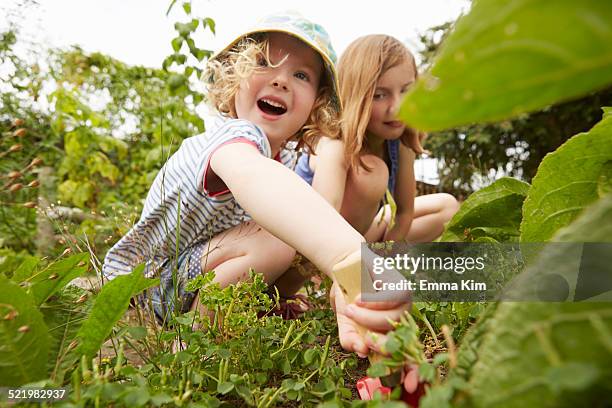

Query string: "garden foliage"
[1, 0, 611, 406]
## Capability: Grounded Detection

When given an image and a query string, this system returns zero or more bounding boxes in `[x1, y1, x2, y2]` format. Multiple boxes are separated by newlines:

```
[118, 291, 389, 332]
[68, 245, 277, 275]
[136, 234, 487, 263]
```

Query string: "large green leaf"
[399, 0, 612, 131]
[28, 253, 89, 306]
[554, 194, 612, 242]
[521, 111, 612, 242]
[41, 286, 92, 383]
[441, 177, 530, 242]
[431, 196, 612, 408]
[0, 278, 50, 386]
[76, 265, 158, 358]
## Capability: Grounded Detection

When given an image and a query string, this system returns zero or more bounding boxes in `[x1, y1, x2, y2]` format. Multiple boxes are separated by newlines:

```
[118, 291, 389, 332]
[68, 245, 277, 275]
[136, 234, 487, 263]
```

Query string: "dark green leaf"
[441, 177, 529, 242]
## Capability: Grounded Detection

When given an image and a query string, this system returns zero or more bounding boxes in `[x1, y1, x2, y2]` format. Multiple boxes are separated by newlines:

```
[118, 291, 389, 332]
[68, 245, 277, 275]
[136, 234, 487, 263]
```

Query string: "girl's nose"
[271, 71, 289, 90]
[390, 94, 402, 114]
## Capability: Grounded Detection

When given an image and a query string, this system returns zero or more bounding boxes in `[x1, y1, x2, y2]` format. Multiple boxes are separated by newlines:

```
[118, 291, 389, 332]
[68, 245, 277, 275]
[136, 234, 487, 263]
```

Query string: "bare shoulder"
[310, 137, 346, 171]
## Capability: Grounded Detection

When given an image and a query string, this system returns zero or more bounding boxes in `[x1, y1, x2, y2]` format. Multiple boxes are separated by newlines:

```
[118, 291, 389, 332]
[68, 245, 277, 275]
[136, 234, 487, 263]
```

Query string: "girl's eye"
[374, 92, 385, 100]
[294, 71, 309, 81]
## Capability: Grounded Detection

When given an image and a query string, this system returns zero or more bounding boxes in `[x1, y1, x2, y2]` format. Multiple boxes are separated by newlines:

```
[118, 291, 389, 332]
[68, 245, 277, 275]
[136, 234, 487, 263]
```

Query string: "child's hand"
[331, 282, 369, 357]
[344, 295, 410, 333]
[331, 283, 410, 357]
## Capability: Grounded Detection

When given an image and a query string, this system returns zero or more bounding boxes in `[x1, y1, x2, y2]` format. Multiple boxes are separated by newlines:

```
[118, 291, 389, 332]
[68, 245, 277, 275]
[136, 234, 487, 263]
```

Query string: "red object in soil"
[356, 377, 392, 400]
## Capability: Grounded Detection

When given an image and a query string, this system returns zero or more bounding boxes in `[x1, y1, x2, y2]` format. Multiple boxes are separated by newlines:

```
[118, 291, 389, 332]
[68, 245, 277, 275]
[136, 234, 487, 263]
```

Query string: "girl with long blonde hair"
[295, 34, 459, 242]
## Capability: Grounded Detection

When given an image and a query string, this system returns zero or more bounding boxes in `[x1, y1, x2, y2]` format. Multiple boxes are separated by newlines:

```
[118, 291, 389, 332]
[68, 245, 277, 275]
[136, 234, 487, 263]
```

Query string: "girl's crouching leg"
[408, 193, 460, 242]
[189, 221, 296, 315]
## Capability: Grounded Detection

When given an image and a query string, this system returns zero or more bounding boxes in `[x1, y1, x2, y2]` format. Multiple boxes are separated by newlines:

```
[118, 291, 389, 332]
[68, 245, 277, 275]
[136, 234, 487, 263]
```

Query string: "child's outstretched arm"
[210, 142, 409, 354]
[210, 142, 361, 276]
[384, 143, 416, 241]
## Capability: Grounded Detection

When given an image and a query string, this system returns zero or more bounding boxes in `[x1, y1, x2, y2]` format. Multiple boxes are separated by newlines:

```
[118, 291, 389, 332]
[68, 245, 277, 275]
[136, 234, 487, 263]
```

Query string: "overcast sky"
[2, 0, 470, 68]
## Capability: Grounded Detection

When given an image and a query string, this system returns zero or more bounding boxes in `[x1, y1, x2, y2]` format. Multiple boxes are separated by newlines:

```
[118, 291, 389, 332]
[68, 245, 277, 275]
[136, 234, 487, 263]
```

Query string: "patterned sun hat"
[211, 11, 341, 112]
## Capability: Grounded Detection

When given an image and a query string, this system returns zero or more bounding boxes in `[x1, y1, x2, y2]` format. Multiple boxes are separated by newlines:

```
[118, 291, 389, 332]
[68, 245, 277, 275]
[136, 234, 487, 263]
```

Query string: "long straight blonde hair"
[338, 35, 425, 171]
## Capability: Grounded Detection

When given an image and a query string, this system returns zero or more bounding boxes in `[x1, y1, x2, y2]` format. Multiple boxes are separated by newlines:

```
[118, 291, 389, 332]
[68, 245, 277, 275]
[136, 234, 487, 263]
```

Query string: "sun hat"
[210, 11, 341, 112]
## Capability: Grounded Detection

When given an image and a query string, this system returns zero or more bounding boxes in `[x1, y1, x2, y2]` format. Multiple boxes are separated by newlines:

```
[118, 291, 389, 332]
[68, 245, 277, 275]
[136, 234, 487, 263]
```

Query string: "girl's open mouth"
[257, 98, 287, 116]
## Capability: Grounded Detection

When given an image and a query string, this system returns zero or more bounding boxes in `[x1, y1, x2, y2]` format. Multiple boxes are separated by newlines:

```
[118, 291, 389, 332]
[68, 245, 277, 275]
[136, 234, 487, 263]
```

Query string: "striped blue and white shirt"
[102, 115, 297, 280]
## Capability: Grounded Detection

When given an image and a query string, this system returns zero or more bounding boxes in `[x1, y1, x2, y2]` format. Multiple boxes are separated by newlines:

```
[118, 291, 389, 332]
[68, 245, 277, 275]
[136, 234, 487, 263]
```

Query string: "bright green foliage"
[0, 277, 50, 386]
[400, 0, 612, 131]
[441, 177, 530, 242]
[76, 265, 158, 358]
[521, 110, 612, 242]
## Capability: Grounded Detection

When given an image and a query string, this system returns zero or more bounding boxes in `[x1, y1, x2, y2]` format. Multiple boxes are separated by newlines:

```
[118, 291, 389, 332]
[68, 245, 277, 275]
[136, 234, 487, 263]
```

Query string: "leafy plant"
[400, 0, 612, 131]
[0, 253, 89, 386]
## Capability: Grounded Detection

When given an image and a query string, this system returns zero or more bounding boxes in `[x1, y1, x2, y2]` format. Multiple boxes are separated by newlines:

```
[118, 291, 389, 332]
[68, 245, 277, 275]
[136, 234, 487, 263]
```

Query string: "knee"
[348, 154, 389, 201]
[438, 193, 460, 221]
[259, 234, 296, 270]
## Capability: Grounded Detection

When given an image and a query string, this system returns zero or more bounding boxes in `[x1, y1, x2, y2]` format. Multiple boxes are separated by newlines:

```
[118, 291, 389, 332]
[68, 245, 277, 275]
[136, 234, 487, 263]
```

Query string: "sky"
[2, 0, 470, 68]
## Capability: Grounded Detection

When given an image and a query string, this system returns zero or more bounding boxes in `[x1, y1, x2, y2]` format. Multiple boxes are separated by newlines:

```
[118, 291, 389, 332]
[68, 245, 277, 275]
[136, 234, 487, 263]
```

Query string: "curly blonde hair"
[204, 34, 340, 151]
[338, 35, 426, 171]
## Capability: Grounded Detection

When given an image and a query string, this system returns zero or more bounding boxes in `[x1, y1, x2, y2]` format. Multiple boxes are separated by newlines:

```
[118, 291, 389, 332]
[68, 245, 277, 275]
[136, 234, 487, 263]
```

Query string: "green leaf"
[281, 356, 291, 374]
[168, 73, 186, 91]
[175, 22, 194, 37]
[11, 256, 40, 282]
[28, 253, 89, 306]
[597, 160, 612, 197]
[0, 278, 50, 386]
[367, 362, 388, 378]
[41, 286, 91, 384]
[553, 193, 612, 242]
[151, 392, 173, 406]
[399, 0, 612, 131]
[123, 387, 150, 407]
[182, 2, 191, 14]
[261, 358, 273, 370]
[441, 177, 530, 242]
[171, 36, 183, 52]
[217, 381, 234, 394]
[203, 17, 216, 34]
[76, 265, 158, 358]
[127, 326, 148, 340]
[546, 363, 600, 394]
[521, 113, 612, 242]
[419, 362, 437, 383]
[303, 348, 318, 365]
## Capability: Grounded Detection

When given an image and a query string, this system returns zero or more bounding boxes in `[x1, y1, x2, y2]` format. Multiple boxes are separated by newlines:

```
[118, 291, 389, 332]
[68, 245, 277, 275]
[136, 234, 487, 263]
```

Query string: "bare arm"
[310, 138, 348, 212]
[384, 143, 416, 241]
[209, 142, 363, 276]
